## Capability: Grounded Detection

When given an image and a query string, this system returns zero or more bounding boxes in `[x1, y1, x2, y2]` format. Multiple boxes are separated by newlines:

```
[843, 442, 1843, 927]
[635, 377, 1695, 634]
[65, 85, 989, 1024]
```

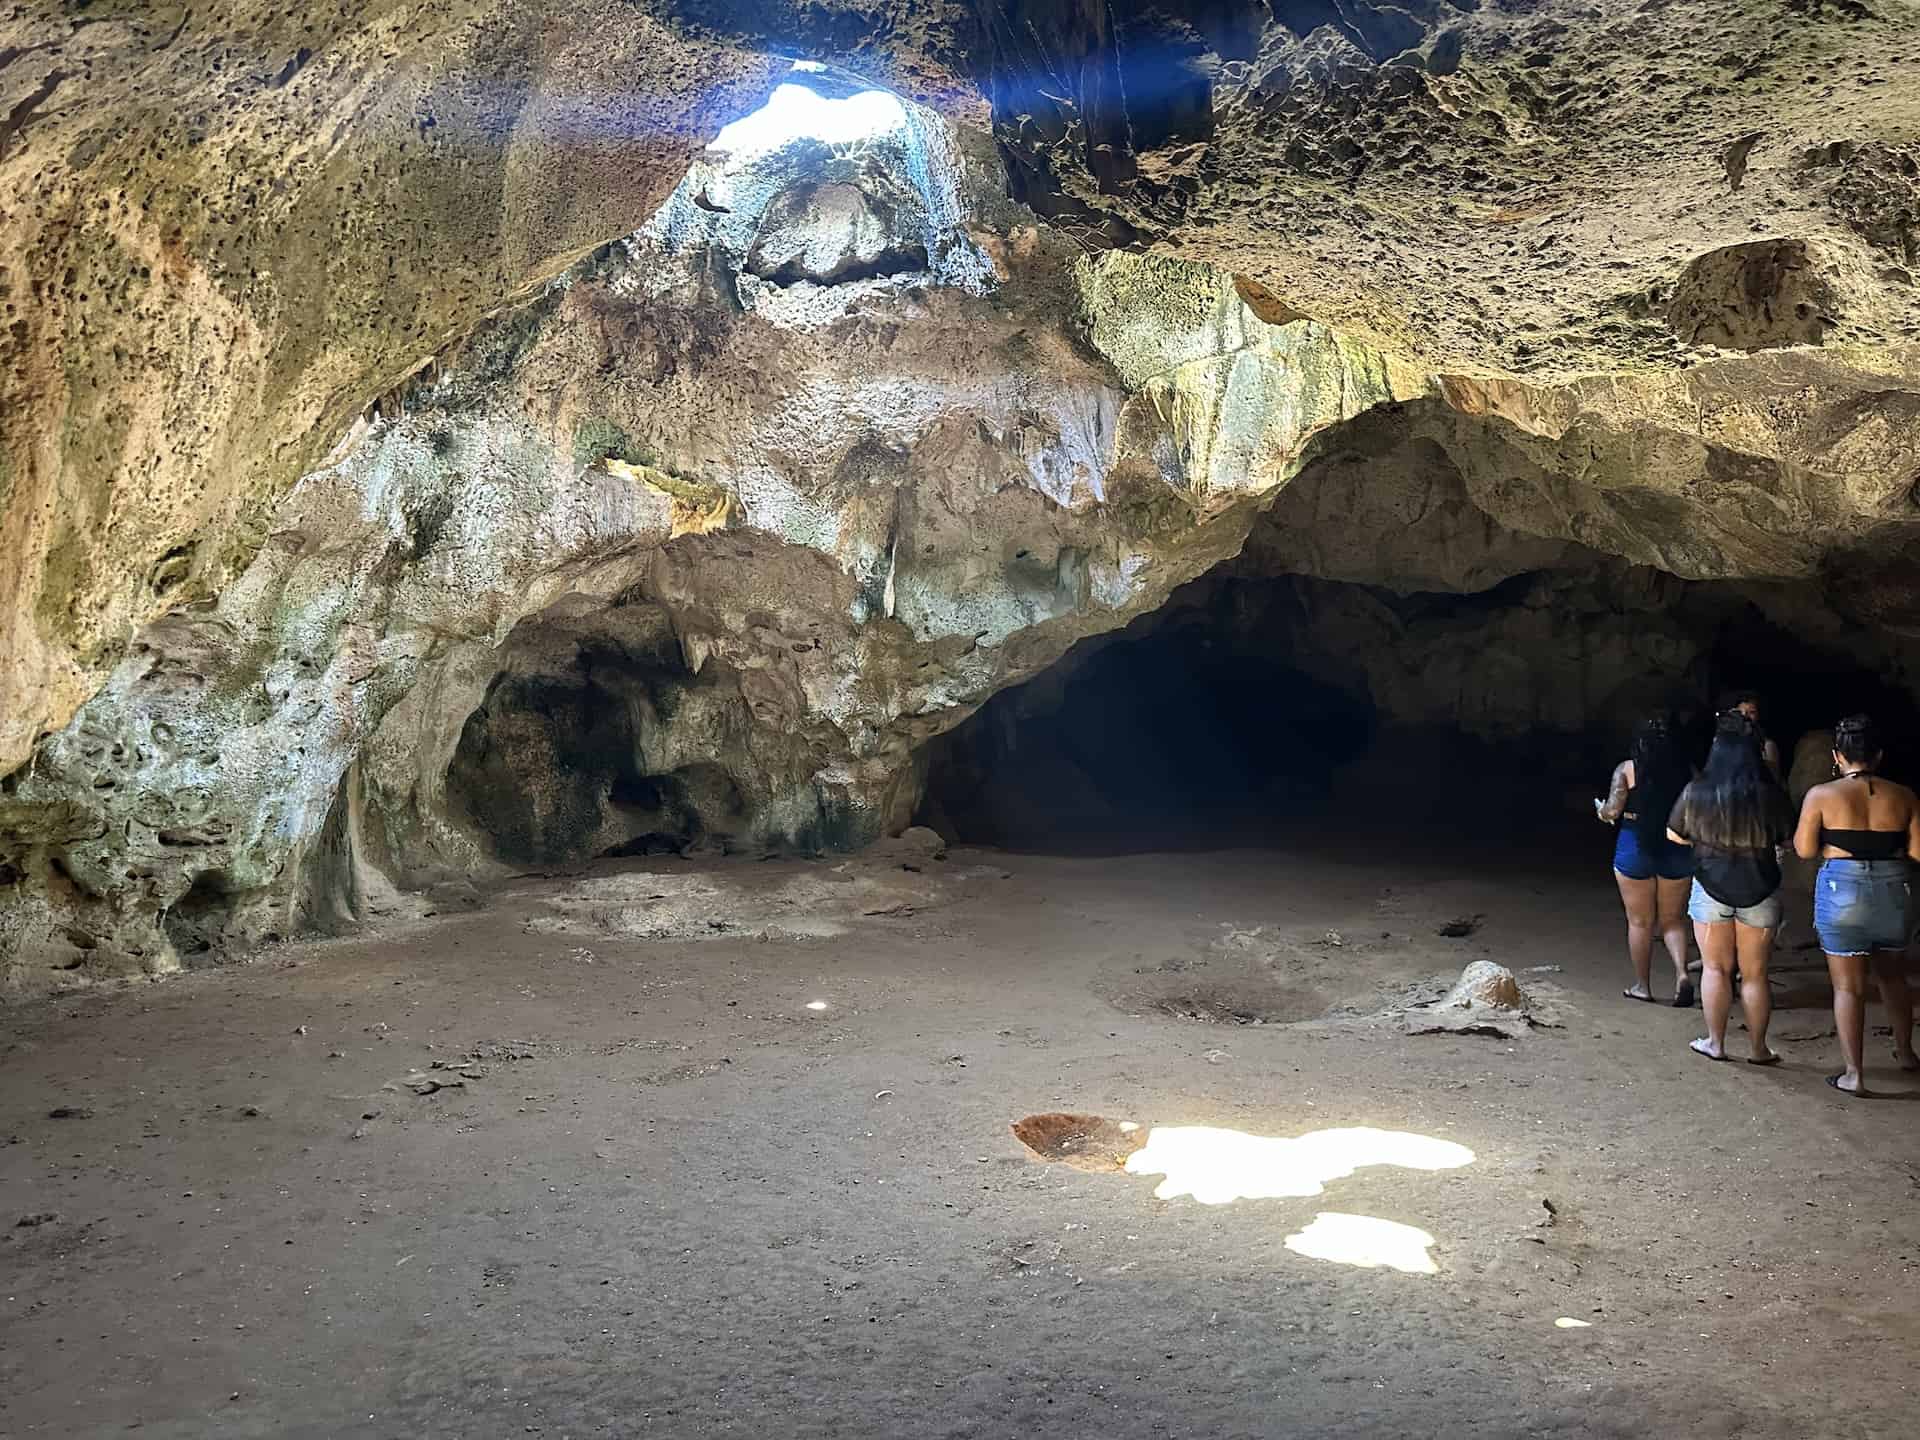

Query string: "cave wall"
[6, 0, 1920, 789]
[0, 2, 797, 778]
[6, 5, 1920, 989]
[0, 92, 1422, 987]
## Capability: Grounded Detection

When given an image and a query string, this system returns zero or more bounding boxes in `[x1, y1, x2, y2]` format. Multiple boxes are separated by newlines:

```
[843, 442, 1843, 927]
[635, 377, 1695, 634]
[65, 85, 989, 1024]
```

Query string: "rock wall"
[7, 2, 1920, 786]
[0, 1, 786, 778]
[7, 5, 1920, 991]
[0, 94, 1420, 987]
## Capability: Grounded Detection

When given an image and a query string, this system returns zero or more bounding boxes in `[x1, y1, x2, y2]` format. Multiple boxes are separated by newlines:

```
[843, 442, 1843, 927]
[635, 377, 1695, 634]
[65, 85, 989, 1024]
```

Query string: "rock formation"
[5, 5, 1920, 989]
[0, 82, 1419, 982]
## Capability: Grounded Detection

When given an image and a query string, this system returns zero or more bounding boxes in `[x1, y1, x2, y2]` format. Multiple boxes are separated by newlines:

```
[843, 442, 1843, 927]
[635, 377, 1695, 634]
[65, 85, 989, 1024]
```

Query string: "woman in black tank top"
[1666, 713, 1793, 1064]
[1792, 714, 1920, 1095]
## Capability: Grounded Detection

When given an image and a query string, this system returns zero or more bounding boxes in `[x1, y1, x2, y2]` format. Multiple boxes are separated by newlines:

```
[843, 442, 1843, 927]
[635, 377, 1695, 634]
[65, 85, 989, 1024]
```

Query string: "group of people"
[1599, 698, 1920, 1096]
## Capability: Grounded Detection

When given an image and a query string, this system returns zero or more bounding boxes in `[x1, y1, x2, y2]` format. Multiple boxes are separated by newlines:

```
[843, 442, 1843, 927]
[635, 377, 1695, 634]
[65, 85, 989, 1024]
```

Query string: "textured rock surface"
[0, 99, 1417, 985]
[971, 0, 1920, 372]
[8, 1, 1920, 780]
[0, 2, 783, 775]
[7, 6, 1920, 989]
[1444, 962, 1525, 1012]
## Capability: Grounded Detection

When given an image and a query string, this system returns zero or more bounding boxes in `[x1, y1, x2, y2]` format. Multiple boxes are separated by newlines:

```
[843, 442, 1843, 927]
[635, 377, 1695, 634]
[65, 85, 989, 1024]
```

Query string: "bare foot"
[1827, 1071, 1869, 1097]
[1747, 1048, 1782, 1067]
[1623, 984, 1655, 1003]
[1689, 1036, 1728, 1061]
[1894, 1049, 1920, 1073]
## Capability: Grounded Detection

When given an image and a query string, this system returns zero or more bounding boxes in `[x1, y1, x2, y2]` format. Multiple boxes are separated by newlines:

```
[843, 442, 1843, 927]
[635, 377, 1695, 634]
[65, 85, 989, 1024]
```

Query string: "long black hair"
[1628, 714, 1690, 840]
[1670, 712, 1791, 849]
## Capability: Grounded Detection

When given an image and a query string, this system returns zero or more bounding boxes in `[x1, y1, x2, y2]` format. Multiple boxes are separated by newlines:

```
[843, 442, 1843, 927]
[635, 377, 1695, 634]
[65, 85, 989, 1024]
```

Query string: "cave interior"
[9, 8, 1920, 1435]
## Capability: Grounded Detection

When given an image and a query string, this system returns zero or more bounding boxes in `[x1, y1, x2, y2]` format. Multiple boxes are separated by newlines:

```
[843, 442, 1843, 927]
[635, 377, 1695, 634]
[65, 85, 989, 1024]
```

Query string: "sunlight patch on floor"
[1121, 1125, 1474, 1205]
[1282, 1213, 1440, 1274]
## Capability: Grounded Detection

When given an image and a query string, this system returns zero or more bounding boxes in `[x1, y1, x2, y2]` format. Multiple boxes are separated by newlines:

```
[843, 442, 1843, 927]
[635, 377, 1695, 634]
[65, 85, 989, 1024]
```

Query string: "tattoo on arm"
[1599, 764, 1630, 823]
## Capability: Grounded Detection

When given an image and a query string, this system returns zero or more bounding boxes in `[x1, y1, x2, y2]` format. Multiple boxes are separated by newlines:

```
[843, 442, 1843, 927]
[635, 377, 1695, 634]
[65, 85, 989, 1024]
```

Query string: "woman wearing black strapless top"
[1792, 715, 1920, 1096]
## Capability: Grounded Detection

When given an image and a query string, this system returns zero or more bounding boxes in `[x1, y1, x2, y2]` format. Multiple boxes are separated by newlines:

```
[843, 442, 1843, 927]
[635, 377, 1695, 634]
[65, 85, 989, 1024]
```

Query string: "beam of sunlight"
[1283, 1213, 1439, 1274]
[709, 81, 907, 163]
[1121, 1125, 1474, 1206]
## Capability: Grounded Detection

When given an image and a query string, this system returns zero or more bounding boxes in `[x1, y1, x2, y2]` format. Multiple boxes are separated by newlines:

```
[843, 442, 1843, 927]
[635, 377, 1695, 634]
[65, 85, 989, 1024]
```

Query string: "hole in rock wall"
[444, 596, 752, 867]
[918, 558, 1920, 858]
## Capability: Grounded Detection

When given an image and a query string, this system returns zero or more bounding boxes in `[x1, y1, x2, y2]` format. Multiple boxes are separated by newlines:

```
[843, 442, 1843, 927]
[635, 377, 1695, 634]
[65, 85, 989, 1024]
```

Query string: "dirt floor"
[3, 829, 1918, 1438]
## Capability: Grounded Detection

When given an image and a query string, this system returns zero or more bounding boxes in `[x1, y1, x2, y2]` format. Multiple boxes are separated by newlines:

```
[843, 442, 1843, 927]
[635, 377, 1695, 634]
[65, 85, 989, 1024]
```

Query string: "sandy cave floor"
[2, 834, 1918, 1439]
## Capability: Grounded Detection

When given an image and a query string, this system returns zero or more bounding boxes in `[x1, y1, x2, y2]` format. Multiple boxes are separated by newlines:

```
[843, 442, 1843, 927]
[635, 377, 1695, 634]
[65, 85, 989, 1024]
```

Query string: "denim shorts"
[1687, 880, 1782, 930]
[1614, 826, 1694, 882]
[1814, 859, 1911, 957]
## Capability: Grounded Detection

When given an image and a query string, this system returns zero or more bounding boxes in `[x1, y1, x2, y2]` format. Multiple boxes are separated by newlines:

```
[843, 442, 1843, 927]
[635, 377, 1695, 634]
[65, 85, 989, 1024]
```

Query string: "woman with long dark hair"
[1598, 714, 1696, 1005]
[1667, 712, 1793, 1063]
[1794, 715, 1920, 1096]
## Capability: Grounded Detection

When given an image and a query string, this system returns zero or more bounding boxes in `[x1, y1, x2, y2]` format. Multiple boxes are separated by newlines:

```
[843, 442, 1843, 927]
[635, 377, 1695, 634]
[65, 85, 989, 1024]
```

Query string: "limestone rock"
[7, 7, 1920, 992]
[882, 826, 948, 861]
[0, 98, 1414, 983]
[1444, 962, 1527, 1013]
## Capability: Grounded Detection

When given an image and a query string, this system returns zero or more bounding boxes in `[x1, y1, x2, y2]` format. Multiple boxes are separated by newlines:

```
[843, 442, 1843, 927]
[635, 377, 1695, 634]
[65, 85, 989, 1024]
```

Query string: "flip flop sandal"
[1672, 980, 1697, 1009]
[1747, 1052, 1783, 1067]
[1623, 989, 1658, 1004]
[1826, 1073, 1872, 1098]
[1689, 1037, 1729, 1061]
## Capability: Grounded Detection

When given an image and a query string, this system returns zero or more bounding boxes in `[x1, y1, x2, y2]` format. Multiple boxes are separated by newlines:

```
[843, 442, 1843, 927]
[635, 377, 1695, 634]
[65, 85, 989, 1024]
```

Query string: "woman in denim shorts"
[1792, 715, 1920, 1097]
[1598, 715, 1696, 1005]
[1666, 713, 1793, 1064]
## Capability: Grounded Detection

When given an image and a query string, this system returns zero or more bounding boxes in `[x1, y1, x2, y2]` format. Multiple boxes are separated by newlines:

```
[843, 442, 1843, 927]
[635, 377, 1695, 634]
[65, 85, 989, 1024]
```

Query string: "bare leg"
[1657, 875, 1694, 1001]
[1870, 953, 1917, 1070]
[1734, 922, 1777, 1062]
[1615, 871, 1656, 999]
[1828, 952, 1870, 1094]
[1693, 920, 1735, 1057]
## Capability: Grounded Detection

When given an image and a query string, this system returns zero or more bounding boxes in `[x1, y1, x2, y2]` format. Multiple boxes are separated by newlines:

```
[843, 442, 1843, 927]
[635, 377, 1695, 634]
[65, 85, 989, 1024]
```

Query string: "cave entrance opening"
[911, 572, 1609, 860]
[914, 564, 1920, 861]
[917, 588, 1378, 855]
[708, 69, 911, 163]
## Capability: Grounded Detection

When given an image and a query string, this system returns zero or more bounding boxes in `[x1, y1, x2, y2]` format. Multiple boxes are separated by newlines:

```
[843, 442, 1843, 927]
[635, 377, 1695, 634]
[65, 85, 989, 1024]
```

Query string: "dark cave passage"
[917, 566, 1920, 858]
[915, 575, 1593, 857]
[1702, 605, 1920, 780]
[918, 610, 1377, 853]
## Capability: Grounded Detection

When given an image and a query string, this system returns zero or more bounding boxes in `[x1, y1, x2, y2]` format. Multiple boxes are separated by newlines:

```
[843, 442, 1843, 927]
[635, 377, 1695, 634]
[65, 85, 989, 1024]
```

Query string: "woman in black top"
[1667, 713, 1794, 1063]
[1793, 715, 1920, 1095]
[1598, 715, 1697, 1005]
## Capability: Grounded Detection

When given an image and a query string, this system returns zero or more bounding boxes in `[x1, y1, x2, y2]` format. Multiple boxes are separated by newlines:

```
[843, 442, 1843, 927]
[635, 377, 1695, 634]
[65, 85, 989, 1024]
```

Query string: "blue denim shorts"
[1814, 859, 1911, 957]
[1687, 880, 1782, 930]
[1614, 826, 1694, 882]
